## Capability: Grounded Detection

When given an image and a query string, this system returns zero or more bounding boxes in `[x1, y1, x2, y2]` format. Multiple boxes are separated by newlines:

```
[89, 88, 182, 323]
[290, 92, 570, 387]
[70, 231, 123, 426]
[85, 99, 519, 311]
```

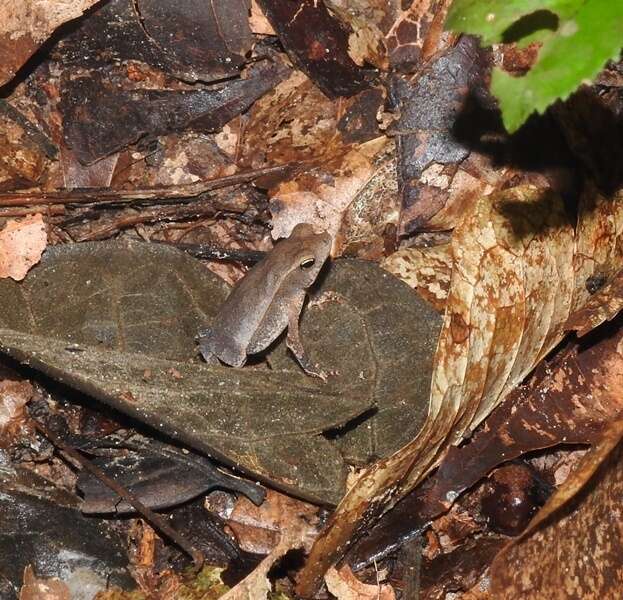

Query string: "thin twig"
[33, 420, 205, 571]
[0, 164, 292, 208]
[0, 205, 65, 218]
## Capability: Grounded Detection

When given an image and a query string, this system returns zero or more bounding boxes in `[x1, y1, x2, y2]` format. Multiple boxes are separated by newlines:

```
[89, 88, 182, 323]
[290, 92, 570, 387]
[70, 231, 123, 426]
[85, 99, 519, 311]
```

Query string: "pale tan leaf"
[0, 214, 47, 281]
[381, 244, 452, 312]
[0, 0, 100, 87]
[249, 0, 276, 35]
[220, 522, 307, 600]
[214, 489, 320, 555]
[325, 565, 396, 600]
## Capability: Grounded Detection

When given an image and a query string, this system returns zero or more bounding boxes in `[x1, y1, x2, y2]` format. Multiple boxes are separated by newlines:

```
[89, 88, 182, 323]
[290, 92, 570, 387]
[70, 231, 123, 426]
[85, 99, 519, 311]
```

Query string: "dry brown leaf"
[216, 489, 320, 555]
[239, 71, 391, 253]
[0, 379, 33, 445]
[381, 244, 452, 312]
[270, 136, 389, 250]
[0, 1, 99, 87]
[220, 522, 307, 600]
[19, 565, 70, 600]
[325, 565, 396, 600]
[0, 214, 47, 281]
[490, 420, 623, 599]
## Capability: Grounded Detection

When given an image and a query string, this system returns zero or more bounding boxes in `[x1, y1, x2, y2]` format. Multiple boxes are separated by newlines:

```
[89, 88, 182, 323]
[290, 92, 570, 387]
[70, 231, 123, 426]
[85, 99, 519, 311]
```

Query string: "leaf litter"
[0, 1, 622, 599]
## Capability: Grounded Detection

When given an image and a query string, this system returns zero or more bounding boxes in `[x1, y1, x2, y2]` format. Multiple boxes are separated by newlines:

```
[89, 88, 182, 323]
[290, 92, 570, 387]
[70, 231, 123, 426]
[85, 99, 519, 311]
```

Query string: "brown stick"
[33, 420, 205, 570]
[0, 205, 65, 218]
[0, 164, 291, 208]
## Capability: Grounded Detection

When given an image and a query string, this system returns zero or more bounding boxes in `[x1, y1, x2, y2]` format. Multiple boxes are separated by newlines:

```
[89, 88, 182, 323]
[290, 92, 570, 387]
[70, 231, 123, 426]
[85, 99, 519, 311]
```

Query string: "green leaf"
[446, 0, 623, 132]
[446, 0, 580, 45]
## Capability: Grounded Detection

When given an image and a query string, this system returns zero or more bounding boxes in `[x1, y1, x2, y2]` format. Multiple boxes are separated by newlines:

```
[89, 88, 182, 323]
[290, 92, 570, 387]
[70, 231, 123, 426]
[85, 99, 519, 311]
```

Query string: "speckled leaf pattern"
[381, 243, 452, 313]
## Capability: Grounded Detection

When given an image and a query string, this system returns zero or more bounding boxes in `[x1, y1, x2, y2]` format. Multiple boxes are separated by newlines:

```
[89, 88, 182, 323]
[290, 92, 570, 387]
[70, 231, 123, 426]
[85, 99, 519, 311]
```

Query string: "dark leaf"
[270, 259, 442, 463]
[0, 465, 132, 594]
[54, 0, 253, 83]
[0, 241, 373, 504]
[136, 0, 254, 82]
[257, 0, 372, 97]
[77, 436, 265, 514]
[390, 35, 490, 234]
[61, 64, 290, 164]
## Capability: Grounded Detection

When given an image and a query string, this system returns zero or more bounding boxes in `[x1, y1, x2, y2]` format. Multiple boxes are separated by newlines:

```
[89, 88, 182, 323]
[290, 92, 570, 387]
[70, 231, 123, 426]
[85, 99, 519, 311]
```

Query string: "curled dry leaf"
[349, 316, 623, 569]
[0, 0, 99, 87]
[490, 420, 623, 599]
[0, 380, 33, 446]
[0, 214, 47, 281]
[325, 565, 396, 600]
[239, 70, 391, 253]
[381, 243, 452, 313]
[297, 186, 589, 595]
[217, 489, 320, 555]
[271, 136, 389, 251]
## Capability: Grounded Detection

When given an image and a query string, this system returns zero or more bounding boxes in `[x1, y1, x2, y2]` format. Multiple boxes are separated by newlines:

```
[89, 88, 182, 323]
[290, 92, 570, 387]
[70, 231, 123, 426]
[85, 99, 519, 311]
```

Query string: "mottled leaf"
[381, 244, 452, 313]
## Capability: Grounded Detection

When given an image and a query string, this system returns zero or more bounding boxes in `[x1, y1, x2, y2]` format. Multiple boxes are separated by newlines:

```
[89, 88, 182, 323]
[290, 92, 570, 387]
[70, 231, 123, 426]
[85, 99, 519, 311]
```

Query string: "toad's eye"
[300, 257, 315, 269]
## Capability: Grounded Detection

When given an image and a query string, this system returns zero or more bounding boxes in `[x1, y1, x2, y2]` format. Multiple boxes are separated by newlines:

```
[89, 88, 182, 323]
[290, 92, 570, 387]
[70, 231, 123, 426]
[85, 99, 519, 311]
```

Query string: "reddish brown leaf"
[0, 380, 33, 446]
[490, 420, 623, 599]
[257, 0, 371, 98]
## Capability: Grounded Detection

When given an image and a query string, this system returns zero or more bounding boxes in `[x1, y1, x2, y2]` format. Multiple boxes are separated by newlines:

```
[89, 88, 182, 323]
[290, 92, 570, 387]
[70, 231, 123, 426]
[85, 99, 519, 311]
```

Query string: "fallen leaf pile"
[0, 1, 622, 599]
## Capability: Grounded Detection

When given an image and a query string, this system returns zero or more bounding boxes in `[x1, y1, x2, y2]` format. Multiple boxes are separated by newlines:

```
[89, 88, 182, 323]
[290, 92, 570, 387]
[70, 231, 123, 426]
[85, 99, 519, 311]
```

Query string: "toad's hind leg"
[285, 295, 328, 382]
